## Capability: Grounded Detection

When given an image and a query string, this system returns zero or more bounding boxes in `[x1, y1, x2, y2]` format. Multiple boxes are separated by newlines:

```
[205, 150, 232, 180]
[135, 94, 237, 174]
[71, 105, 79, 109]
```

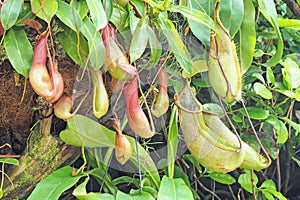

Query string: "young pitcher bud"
[54, 96, 73, 120]
[91, 69, 109, 118]
[29, 32, 53, 100]
[151, 68, 169, 118]
[115, 132, 132, 165]
[102, 25, 133, 80]
[123, 75, 155, 138]
[207, 3, 242, 102]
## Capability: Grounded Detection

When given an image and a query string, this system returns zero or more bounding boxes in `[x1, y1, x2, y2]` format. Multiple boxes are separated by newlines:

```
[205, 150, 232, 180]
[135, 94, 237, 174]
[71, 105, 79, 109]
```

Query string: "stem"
[1, 163, 4, 190]
[30, 0, 46, 14]
[0, 168, 14, 190]
[283, 99, 294, 193]
[138, 76, 155, 133]
[218, 96, 242, 150]
[19, 78, 27, 105]
[241, 99, 272, 166]
[76, 145, 86, 174]
[135, 134, 142, 193]
[68, 70, 92, 117]
[0, 155, 20, 158]
[251, 170, 257, 200]
[194, 176, 221, 200]
[99, 153, 113, 193]
[228, 185, 237, 200]
[276, 149, 281, 191]
[211, 180, 215, 200]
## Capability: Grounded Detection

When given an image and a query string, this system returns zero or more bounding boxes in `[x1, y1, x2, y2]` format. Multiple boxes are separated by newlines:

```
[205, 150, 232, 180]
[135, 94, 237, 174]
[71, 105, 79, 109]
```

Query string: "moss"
[28, 132, 60, 162]
[0, 44, 8, 66]
[17, 170, 33, 186]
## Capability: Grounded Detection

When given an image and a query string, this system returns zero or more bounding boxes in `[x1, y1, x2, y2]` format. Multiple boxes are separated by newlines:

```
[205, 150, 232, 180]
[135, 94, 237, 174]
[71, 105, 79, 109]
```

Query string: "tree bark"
[283, 0, 300, 16]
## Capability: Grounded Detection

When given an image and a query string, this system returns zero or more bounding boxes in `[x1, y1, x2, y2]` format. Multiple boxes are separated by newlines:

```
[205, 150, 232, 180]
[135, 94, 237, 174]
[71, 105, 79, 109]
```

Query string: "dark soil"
[0, 58, 79, 155]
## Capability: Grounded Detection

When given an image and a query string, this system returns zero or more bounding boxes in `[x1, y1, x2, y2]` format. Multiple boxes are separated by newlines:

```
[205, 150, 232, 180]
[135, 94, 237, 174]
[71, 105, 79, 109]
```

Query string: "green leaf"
[80, 17, 106, 69]
[73, 177, 114, 200]
[278, 19, 300, 30]
[157, 176, 193, 200]
[1, 0, 22, 30]
[131, 187, 158, 199]
[232, 114, 243, 122]
[173, 165, 193, 189]
[252, 73, 266, 84]
[203, 103, 224, 117]
[219, 0, 244, 37]
[86, 0, 107, 30]
[266, 67, 275, 85]
[56, 1, 82, 32]
[257, 0, 283, 67]
[16, 3, 35, 24]
[254, 49, 265, 58]
[281, 117, 300, 133]
[208, 172, 236, 185]
[57, 24, 89, 65]
[275, 88, 300, 101]
[90, 168, 117, 195]
[76, 192, 114, 200]
[30, 0, 58, 23]
[71, 0, 89, 19]
[182, 60, 208, 78]
[281, 59, 300, 89]
[145, 27, 162, 69]
[131, 0, 145, 17]
[253, 82, 273, 99]
[276, 120, 288, 144]
[60, 115, 161, 189]
[260, 180, 276, 190]
[110, 7, 129, 32]
[28, 166, 86, 200]
[266, 116, 288, 144]
[187, 0, 212, 48]
[0, 158, 19, 166]
[171, 165, 200, 199]
[239, 107, 269, 120]
[130, 16, 149, 63]
[60, 129, 84, 147]
[261, 188, 287, 200]
[112, 176, 140, 188]
[169, 5, 216, 32]
[167, 106, 179, 178]
[143, 0, 161, 9]
[183, 154, 202, 174]
[157, 12, 193, 75]
[72, 177, 89, 197]
[61, 116, 116, 148]
[239, 0, 256, 74]
[116, 190, 155, 200]
[262, 190, 276, 200]
[238, 170, 258, 193]
[4, 27, 33, 78]
[129, 9, 141, 34]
